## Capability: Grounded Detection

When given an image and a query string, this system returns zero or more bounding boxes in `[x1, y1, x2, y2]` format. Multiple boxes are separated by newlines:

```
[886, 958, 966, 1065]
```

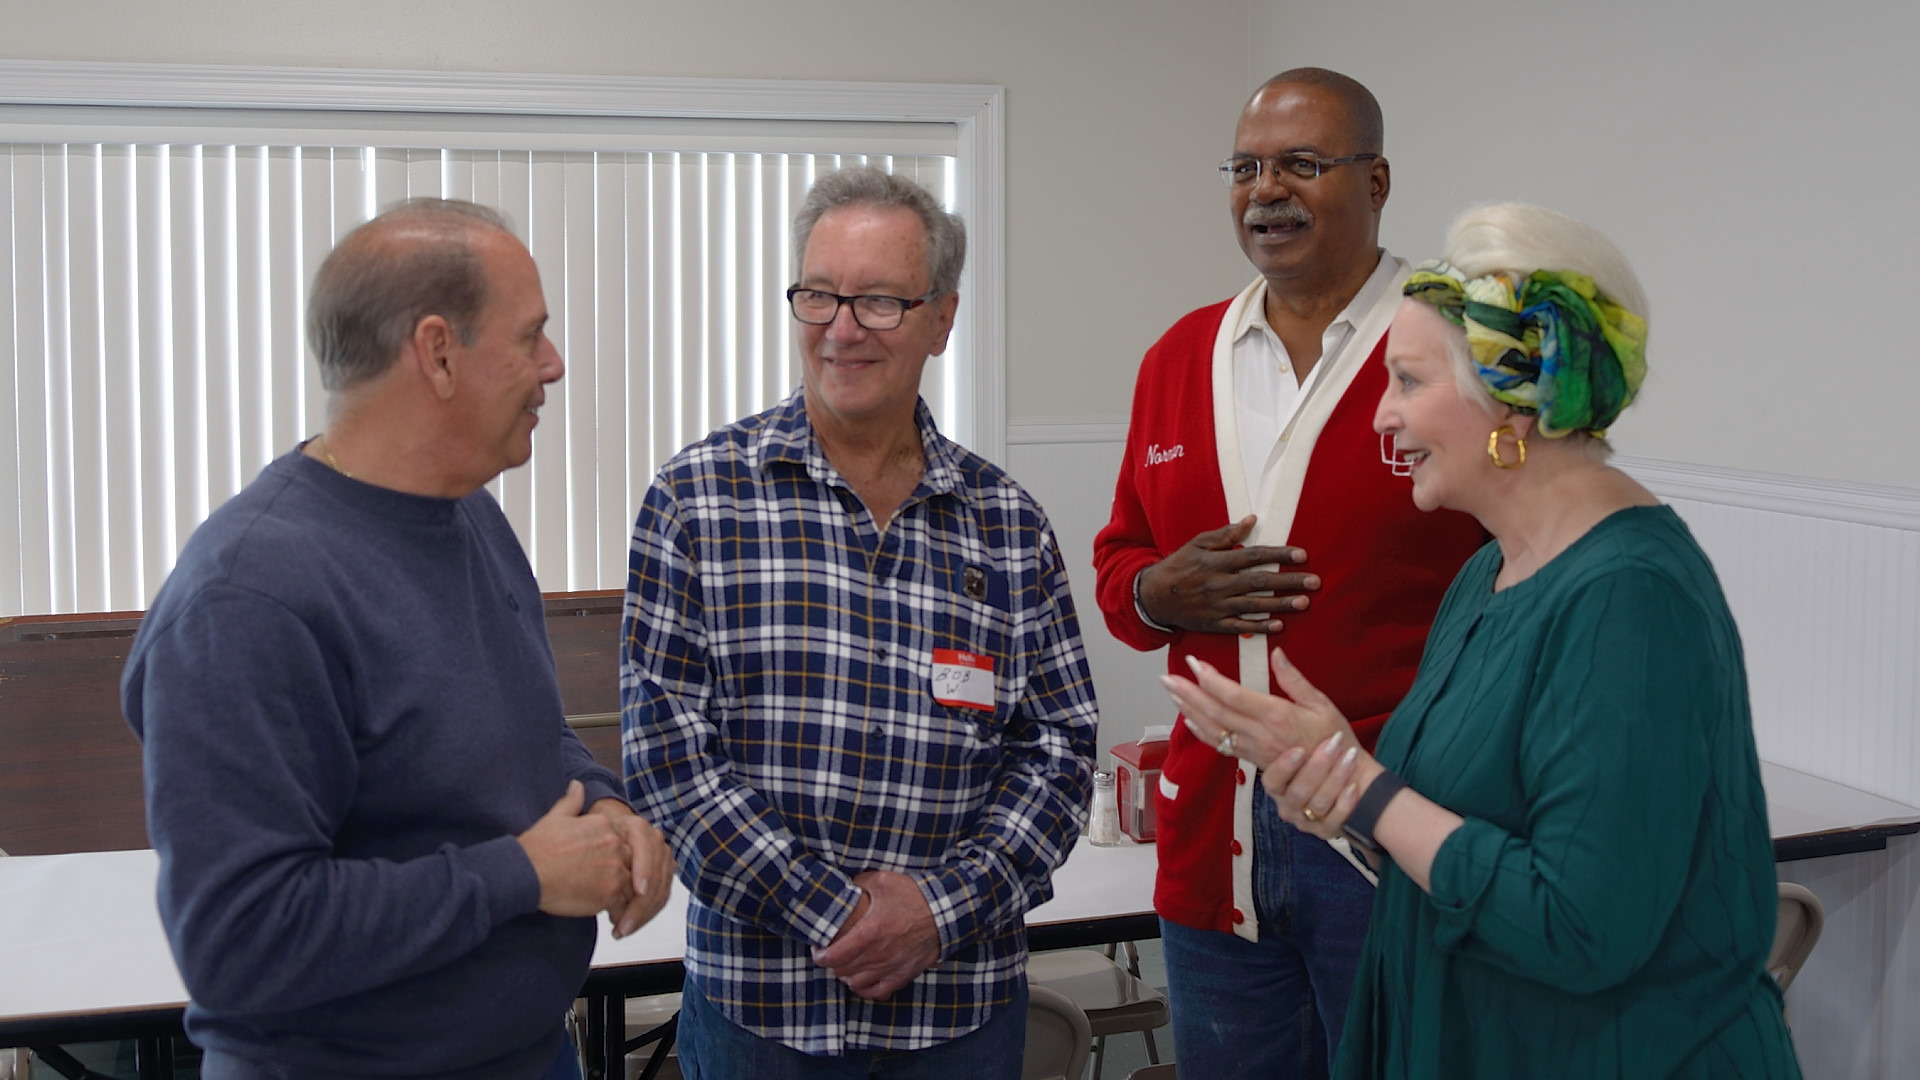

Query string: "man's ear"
[409, 315, 459, 401]
[1370, 156, 1391, 212]
[926, 290, 961, 357]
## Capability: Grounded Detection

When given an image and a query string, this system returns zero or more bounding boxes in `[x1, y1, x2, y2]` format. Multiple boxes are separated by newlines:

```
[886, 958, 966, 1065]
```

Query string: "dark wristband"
[1342, 767, 1410, 856]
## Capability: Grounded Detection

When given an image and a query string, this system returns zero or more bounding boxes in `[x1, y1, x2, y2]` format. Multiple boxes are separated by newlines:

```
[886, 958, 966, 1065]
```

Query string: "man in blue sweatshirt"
[122, 199, 672, 1080]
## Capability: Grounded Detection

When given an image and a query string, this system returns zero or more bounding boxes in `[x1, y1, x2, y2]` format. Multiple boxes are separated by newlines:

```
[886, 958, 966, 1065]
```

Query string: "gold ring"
[1215, 730, 1238, 756]
[1302, 806, 1320, 823]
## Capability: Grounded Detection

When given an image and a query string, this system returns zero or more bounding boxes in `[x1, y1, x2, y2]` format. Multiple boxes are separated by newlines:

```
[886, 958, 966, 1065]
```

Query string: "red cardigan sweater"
[1092, 298, 1485, 934]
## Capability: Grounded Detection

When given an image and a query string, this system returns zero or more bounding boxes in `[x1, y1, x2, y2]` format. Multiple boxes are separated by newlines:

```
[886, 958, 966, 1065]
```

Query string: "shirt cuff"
[1425, 816, 1507, 951]
[462, 833, 545, 928]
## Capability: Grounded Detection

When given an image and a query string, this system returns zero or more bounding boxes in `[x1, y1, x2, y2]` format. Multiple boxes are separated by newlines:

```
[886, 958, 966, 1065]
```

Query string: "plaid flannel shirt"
[619, 389, 1099, 1054]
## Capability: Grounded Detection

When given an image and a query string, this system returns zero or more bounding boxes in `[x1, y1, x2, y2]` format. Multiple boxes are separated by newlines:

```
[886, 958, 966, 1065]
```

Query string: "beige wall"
[0, 0, 1259, 424]
[1250, 0, 1920, 490]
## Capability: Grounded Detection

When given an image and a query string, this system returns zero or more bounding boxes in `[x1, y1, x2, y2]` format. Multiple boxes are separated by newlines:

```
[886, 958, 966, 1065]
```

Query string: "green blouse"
[1337, 506, 1801, 1079]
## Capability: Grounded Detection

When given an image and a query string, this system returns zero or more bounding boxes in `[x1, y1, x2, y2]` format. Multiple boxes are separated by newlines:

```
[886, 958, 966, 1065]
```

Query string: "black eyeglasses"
[785, 286, 936, 331]
[1217, 153, 1379, 186]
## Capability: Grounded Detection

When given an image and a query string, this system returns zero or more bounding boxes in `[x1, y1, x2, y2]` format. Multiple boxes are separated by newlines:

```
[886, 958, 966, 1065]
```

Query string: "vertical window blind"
[0, 142, 958, 617]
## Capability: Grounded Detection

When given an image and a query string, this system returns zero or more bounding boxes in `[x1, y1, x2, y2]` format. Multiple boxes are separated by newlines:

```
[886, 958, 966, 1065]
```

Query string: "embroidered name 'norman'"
[1144, 443, 1185, 467]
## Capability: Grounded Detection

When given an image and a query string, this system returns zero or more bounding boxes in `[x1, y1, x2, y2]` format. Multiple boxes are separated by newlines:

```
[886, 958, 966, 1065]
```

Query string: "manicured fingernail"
[1339, 746, 1358, 770]
[1303, 575, 1321, 589]
[1320, 732, 1343, 754]
[1284, 747, 1306, 767]
[1185, 655, 1208, 676]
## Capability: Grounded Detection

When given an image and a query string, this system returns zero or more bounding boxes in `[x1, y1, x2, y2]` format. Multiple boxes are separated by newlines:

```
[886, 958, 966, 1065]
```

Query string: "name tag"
[931, 648, 996, 711]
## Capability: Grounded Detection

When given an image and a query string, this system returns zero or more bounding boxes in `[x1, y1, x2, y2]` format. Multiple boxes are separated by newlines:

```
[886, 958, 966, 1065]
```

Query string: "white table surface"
[9, 766, 1913, 1029]
[1760, 760, 1920, 839]
[1, 836, 1158, 1024]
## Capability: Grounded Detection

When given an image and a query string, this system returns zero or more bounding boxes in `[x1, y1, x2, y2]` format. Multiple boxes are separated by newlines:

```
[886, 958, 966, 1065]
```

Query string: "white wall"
[1248, 0, 1920, 490]
[0, 0, 1255, 427]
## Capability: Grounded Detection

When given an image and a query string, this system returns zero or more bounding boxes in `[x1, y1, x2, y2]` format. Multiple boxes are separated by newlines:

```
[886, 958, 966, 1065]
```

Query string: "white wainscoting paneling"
[1002, 428, 1166, 760]
[1619, 456, 1920, 809]
[1778, 835, 1920, 1079]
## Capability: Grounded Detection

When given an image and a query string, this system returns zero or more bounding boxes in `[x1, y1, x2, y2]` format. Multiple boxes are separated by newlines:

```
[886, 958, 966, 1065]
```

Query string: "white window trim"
[0, 59, 1008, 461]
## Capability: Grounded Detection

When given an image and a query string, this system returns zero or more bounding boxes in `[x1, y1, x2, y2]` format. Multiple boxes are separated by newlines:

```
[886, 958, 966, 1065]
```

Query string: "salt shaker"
[1088, 769, 1121, 846]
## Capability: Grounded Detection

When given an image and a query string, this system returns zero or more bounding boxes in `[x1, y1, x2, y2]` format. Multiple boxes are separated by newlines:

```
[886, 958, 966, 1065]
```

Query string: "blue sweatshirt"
[124, 449, 623, 1079]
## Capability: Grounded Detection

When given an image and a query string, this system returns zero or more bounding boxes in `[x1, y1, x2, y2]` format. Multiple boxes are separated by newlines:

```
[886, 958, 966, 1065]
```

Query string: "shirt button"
[1230, 839, 1243, 856]
[1236, 769, 1248, 786]
[875, 647, 889, 660]
[1232, 908, 1246, 925]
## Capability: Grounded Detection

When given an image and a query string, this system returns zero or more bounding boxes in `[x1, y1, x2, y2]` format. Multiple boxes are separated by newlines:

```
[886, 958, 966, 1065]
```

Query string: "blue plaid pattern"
[619, 389, 1098, 1055]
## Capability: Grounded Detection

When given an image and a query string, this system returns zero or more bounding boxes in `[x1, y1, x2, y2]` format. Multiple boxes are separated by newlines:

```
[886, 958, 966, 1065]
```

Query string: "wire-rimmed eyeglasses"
[785, 286, 936, 331]
[1217, 153, 1379, 186]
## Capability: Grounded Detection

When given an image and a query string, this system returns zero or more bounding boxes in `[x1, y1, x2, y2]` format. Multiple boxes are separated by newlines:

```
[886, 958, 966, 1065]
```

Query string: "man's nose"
[826, 300, 868, 342]
[540, 335, 565, 383]
[1251, 162, 1295, 203]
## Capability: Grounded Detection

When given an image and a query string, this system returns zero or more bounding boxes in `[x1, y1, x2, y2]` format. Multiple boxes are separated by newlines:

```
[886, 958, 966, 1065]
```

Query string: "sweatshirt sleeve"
[125, 585, 543, 1015]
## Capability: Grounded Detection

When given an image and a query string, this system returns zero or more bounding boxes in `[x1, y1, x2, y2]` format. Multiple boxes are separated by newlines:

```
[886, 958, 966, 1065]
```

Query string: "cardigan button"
[1230, 839, 1243, 856]
[1232, 908, 1246, 925]
[1236, 769, 1248, 786]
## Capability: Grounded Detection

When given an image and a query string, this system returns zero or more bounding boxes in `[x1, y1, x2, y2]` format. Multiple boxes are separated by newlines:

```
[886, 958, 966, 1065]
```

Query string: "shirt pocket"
[929, 584, 1016, 745]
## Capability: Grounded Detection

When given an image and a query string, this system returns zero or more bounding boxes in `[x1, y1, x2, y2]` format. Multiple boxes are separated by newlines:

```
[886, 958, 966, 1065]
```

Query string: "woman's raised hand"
[1161, 647, 1353, 767]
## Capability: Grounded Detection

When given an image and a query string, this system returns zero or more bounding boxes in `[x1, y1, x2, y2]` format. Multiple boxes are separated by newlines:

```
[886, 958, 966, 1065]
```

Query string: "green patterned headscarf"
[1403, 260, 1647, 439]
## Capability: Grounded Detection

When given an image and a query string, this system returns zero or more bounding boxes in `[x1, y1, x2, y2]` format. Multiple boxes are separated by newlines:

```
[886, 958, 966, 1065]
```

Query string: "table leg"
[582, 992, 622, 1080]
[135, 1034, 175, 1080]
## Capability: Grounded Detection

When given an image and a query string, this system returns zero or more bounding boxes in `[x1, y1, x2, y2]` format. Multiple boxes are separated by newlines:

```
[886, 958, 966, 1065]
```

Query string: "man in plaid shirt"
[619, 167, 1099, 1077]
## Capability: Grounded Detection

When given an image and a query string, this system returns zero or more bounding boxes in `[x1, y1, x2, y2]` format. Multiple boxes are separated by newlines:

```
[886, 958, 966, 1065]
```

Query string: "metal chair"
[1022, 984, 1092, 1080]
[1026, 943, 1169, 1079]
[620, 993, 682, 1080]
[1769, 882, 1825, 994]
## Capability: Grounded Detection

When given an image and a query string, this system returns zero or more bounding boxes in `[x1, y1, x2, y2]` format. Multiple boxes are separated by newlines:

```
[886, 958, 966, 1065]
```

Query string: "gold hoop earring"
[1487, 425, 1526, 470]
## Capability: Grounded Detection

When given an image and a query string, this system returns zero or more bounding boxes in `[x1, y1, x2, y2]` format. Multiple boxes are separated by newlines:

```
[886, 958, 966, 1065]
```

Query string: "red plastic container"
[1110, 729, 1171, 842]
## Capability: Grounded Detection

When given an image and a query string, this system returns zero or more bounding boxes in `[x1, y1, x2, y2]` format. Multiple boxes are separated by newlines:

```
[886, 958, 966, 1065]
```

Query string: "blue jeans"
[1161, 793, 1374, 1080]
[677, 978, 1028, 1080]
[535, 1030, 581, 1080]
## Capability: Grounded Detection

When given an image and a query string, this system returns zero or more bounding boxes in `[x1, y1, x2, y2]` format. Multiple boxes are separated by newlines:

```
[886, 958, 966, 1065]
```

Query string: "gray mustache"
[1243, 203, 1308, 228]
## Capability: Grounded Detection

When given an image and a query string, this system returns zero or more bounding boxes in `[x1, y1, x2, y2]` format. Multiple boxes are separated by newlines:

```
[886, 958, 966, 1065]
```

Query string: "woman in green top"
[1164, 203, 1801, 1078]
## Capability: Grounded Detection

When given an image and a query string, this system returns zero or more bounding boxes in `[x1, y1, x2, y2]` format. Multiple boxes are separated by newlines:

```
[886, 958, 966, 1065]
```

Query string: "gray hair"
[306, 198, 514, 392]
[792, 166, 966, 298]
[1430, 202, 1649, 459]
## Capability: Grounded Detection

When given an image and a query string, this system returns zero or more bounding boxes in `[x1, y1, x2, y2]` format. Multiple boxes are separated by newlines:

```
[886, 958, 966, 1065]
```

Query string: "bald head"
[1254, 67, 1383, 155]
[307, 199, 514, 392]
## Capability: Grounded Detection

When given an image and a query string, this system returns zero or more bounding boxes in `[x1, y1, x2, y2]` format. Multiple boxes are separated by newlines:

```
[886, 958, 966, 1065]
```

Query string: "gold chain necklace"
[313, 435, 352, 479]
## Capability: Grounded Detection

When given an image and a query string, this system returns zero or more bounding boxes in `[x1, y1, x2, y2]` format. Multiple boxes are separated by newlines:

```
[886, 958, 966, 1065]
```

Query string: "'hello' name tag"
[931, 648, 995, 711]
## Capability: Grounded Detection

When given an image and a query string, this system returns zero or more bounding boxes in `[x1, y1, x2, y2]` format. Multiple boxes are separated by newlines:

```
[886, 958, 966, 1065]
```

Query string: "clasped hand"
[810, 869, 942, 1001]
[516, 780, 674, 938]
[1162, 648, 1385, 839]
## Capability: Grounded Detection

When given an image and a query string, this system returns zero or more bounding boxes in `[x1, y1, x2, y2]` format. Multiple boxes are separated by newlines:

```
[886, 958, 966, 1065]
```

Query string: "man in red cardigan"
[1092, 70, 1483, 1079]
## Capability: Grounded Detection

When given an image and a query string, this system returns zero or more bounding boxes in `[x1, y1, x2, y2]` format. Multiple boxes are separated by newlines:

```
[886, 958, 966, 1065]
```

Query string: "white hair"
[1427, 202, 1649, 458]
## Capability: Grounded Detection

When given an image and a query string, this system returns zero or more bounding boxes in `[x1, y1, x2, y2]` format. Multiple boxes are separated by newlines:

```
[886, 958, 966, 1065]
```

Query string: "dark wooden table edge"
[1773, 820, 1920, 862]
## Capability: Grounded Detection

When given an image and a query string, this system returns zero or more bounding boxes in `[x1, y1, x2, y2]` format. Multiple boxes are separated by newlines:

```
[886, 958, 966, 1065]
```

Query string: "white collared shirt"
[1231, 252, 1399, 497]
